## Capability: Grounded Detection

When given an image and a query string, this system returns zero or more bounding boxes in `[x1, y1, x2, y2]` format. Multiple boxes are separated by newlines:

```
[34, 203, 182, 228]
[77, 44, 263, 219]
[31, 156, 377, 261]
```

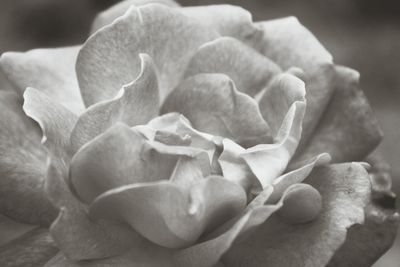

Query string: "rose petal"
[77, 4, 218, 106]
[46, 157, 141, 260]
[184, 36, 281, 97]
[241, 100, 306, 188]
[162, 73, 271, 146]
[0, 91, 56, 226]
[69, 53, 159, 153]
[256, 17, 335, 147]
[258, 73, 306, 137]
[0, 46, 84, 114]
[182, 4, 263, 47]
[291, 65, 383, 168]
[223, 163, 371, 267]
[23, 87, 78, 166]
[268, 153, 331, 203]
[70, 123, 199, 204]
[89, 176, 247, 249]
[91, 0, 180, 32]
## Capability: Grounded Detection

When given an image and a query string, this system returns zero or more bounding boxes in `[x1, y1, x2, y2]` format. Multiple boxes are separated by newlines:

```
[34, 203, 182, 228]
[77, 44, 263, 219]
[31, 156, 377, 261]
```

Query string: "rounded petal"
[89, 177, 247, 249]
[162, 74, 272, 146]
[0, 46, 84, 114]
[185, 36, 280, 97]
[70, 53, 159, 153]
[77, 4, 218, 106]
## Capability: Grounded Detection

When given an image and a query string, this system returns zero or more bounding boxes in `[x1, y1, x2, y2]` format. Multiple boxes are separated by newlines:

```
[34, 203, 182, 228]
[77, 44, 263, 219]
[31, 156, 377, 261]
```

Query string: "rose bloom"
[0, 0, 398, 266]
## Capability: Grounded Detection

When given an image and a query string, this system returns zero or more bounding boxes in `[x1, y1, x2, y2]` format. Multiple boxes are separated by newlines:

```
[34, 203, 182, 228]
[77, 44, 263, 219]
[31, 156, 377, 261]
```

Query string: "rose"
[0, 0, 398, 266]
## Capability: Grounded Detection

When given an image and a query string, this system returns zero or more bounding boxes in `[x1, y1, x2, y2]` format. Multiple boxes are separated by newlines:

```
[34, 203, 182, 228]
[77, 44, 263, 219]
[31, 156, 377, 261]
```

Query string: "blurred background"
[0, 0, 399, 265]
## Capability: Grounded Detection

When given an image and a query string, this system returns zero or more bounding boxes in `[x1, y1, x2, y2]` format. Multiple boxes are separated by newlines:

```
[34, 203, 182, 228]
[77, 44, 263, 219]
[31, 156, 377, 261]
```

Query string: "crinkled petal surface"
[185, 36, 280, 97]
[223, 163, 371, 267]
[291, 65, 383, 168]
[91, 0, 180, 32]
[70, 123, 202, 204]
[256, 17, 335, 146]
[77, 4, 218, 106]
[0, 91, 56, 226]
[0, 46, 84, 114]
[70, 53, 159, 153]
[162, 73, 271, 146]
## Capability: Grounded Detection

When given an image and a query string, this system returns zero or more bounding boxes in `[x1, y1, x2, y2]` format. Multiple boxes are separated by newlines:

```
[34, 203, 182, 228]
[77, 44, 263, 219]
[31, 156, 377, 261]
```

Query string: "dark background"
[0, 0, 399, 265]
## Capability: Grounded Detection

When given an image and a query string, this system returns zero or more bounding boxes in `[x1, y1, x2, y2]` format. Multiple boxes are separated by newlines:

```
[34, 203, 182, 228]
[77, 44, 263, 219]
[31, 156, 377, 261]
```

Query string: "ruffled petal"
[241, 99, 306, 188]
[23, 88, 78, 167]
[182, 5, 263, 47]
[91, 0, 180, 32]
[223, 163, 371, 267]
[256, 17, 335, 146]
[77, 4, 218, 106]
[291, 65, 383, 168]
[258, 72, 306, 137]
[162, 74, 271, 146]
[184, 37, 280, 97]
[0, 46, 84, 114]
[0, 91, 56, 225]
[70, 123, 201, 204]
[69, 54, 159, 153]
[89, 176, 247, 249]
[46, 158, 140, 261]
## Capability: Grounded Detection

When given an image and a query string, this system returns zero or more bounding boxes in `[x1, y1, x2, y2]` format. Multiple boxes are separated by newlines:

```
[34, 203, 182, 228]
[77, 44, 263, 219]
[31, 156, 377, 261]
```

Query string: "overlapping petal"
[0, 46, 84, 114]
[185, 37, 281, 97]
[162, 73, 271, 146]
[0, 91, 55, 226]
[256, 17, 335, 147]
[69, 53, 159, 153]
[77, 4, 218, 106]
[223, 163, 371, 267]
[91, 0, 180, 32]
[291, 65, 383, 167]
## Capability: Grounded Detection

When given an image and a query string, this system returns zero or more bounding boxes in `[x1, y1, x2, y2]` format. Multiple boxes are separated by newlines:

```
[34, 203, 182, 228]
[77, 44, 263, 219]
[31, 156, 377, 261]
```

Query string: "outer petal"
[181, 5, 263, 48]
[0, 46, 84, 114]
[291, 65, 383, 168]
[0, 91, 56, 226]
[23, 87, 78, 167]
[89, 176, 246, 249]
[46, 157, 141, 261]
[256, 17, 335, 147]
[69, 53, 159, 153]
[184, 37, 281, 97]
[91, 0, 180, 32]
[223, 163, 371, 267]
[77, 4, 218, 106]
[162, 73, 271, 147]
